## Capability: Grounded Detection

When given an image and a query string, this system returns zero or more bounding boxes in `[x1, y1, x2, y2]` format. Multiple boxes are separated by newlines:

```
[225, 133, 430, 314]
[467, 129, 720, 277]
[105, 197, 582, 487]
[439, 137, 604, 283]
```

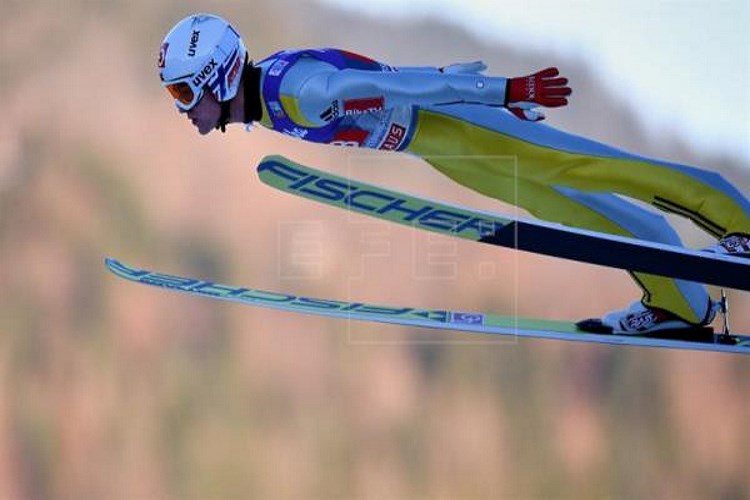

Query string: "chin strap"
[216, 100, 231, 133]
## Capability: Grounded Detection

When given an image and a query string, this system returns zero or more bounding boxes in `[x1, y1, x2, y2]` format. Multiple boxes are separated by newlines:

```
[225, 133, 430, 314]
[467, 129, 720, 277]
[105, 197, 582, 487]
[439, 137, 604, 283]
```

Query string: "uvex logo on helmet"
[188, 30, 200, 57]
[192, 59, 218, 87]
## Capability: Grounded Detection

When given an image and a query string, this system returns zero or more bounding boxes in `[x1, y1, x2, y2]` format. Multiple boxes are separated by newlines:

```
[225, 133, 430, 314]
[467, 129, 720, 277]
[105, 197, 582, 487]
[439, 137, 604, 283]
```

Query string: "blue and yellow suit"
[253, 48, 750, 324]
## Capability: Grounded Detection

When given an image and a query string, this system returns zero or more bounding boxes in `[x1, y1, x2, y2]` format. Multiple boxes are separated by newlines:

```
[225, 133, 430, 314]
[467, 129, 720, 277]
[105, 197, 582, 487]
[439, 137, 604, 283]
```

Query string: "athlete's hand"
[505, 67, 571, 121]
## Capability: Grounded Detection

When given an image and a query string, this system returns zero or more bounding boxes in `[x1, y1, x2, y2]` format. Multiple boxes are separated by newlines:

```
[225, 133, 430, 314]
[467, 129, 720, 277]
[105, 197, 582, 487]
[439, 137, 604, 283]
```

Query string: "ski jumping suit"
[254, 48, 750, 324]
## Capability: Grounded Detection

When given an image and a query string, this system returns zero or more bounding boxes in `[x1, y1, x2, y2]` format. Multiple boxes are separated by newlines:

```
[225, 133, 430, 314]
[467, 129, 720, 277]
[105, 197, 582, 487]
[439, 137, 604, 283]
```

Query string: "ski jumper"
[254, 48, 750, 324]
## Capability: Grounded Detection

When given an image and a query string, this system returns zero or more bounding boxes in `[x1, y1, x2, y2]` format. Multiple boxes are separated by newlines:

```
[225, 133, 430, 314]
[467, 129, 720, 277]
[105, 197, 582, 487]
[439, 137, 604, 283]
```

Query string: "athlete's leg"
[406, 107, 717, 323]
[411, 106, 750, 239]
[424, 154, 711, 322]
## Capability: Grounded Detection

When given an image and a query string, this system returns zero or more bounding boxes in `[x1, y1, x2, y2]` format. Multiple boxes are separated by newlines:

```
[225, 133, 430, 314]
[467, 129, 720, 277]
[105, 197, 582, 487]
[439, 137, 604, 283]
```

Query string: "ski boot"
[576, 300, 717, 340]
[704, 233, 750, 257]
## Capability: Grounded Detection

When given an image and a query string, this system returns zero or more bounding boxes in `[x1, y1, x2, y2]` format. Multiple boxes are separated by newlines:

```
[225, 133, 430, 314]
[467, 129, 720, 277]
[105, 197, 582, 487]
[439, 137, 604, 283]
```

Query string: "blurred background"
[1, 0, 749, 498]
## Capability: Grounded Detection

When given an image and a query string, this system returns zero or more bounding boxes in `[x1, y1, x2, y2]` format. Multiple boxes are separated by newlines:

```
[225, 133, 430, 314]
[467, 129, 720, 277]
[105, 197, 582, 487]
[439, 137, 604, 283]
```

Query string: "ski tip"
[104, 257, 127, 274]
[104, 257, 148, 281]
[257, 154, 289, 170]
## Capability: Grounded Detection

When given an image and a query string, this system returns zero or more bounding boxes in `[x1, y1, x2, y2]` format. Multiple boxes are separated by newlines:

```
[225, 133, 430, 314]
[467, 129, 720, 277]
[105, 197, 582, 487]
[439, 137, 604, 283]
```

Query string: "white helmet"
[158, 13, 248, 111]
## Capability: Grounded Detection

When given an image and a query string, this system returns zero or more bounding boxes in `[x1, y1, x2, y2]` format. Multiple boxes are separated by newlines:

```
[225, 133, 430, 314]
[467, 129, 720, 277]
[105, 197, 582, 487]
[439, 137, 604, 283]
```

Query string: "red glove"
[505, 67, 572, 121]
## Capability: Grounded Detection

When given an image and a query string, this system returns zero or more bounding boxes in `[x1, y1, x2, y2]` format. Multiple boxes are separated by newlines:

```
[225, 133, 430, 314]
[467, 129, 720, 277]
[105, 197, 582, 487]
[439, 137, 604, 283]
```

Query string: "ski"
[257, 154, 750, 292]
[105, 258, 750, 354]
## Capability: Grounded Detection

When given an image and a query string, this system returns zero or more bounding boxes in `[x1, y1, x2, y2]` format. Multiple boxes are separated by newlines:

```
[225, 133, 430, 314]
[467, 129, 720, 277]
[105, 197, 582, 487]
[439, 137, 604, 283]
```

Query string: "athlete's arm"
[299, 67, 508, 110]
[298, 64, 571, 121]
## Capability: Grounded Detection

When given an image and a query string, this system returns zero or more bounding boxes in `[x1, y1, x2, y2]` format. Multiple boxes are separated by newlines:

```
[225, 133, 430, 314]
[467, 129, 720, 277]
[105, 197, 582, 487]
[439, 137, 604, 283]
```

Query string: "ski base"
[105, 258, 750, 355]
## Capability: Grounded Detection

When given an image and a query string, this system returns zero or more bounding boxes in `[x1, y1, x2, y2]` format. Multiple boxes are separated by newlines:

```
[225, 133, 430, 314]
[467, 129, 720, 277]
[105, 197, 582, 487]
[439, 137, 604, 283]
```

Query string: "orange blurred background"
[1, 1, 749, 498]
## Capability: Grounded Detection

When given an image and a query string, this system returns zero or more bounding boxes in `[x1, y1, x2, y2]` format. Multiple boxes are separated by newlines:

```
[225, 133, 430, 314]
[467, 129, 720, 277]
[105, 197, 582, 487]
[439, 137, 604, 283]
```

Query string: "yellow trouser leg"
[409, 110, 750, 237]
[406, 109, 719, 323]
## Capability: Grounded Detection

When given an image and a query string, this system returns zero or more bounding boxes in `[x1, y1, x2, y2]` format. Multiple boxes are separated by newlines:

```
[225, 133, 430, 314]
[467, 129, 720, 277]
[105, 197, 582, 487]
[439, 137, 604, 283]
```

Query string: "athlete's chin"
[192, 122, 214, 136]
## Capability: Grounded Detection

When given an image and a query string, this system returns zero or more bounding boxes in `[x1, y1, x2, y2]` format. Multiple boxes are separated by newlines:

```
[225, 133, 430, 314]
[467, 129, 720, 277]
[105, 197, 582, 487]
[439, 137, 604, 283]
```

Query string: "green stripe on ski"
[257, 154, 511, 242]
[482, 317, 579, 333]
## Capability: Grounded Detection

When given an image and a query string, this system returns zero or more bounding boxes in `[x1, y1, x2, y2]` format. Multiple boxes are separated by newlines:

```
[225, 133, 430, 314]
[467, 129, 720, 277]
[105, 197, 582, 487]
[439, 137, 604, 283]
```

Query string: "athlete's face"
[184, 90, 221, 135]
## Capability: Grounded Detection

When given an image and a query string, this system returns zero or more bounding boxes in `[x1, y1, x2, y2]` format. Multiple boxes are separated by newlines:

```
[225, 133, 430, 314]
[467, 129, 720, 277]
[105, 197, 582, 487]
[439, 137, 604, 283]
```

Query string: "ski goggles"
[165, 80, 205, 111]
